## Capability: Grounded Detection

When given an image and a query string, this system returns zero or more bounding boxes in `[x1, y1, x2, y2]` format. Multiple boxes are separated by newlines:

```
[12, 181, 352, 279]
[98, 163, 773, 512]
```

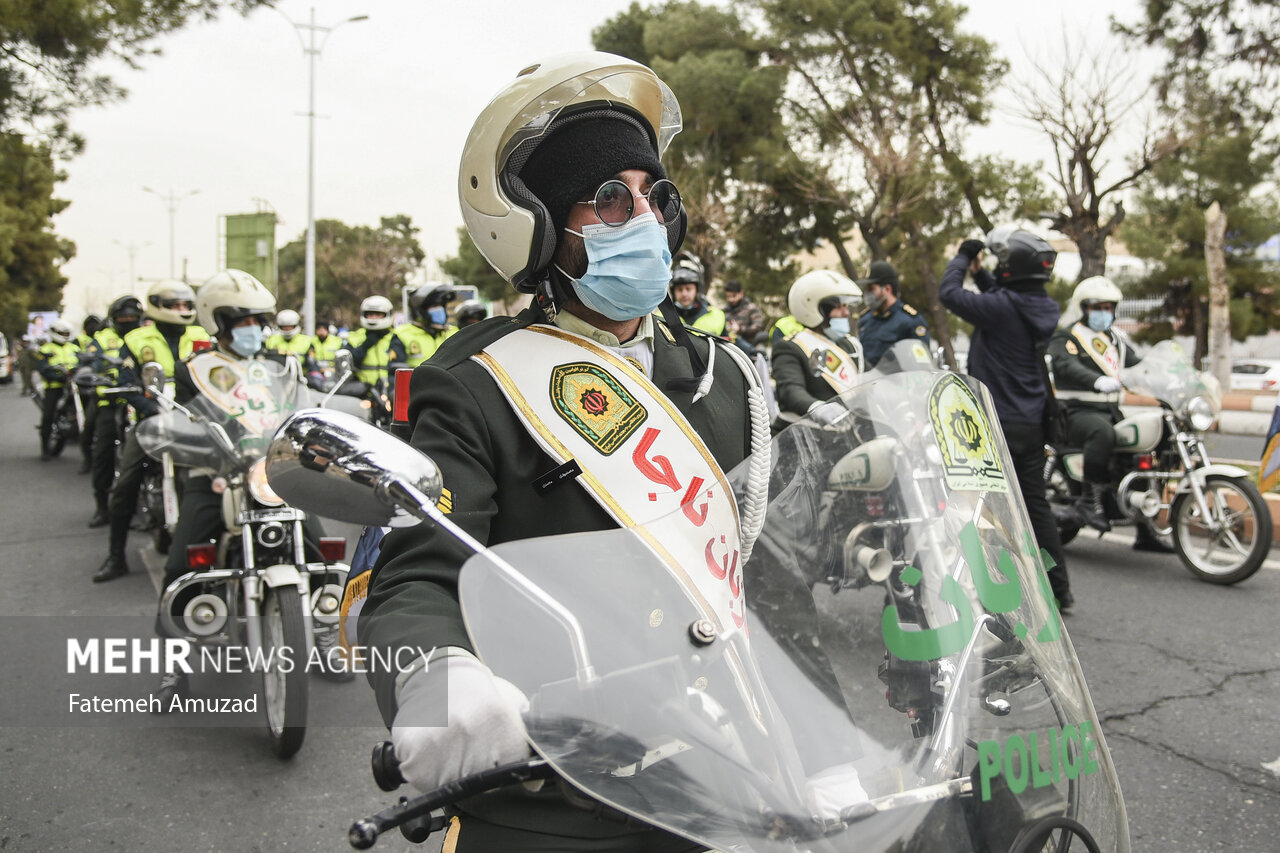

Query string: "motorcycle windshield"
[460, 370, 1128, 853]
[137, 357, 302, 474]
[1120, 340, 1221, 415]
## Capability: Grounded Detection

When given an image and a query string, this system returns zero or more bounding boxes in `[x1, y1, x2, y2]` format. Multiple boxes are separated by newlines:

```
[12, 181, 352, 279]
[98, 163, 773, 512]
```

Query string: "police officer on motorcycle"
[395, 284, 459, 367]
[346, 295, 408, 385]
[668, 251, 726, 335]
[359, 51, 767, 851]
[1048, 277, 1169, 551]
[84, 296, 143, 527]
[772, 269, 862, 429]
[34, 319, 79, 460]
[265, 308, 315, 359]
[93, 281, 210, 583]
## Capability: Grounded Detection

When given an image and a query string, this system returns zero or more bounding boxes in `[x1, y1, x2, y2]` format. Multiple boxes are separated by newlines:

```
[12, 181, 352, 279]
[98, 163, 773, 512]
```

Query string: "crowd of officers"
[26, 230, 1150, 616]
[22, 278, 489, 583]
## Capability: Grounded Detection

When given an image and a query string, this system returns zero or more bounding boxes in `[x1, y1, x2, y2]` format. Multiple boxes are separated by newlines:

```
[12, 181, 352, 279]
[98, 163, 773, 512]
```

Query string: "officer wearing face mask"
[771, 269, 862, 430]
[359, 51, 772, 851]
[394, 284, 459, 366]
[856, 261, 930, 368]
[1048, 277, 1154, 545]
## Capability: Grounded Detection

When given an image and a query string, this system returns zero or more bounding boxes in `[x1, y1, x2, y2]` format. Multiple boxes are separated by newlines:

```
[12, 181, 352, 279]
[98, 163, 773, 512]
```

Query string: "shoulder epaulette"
[901, 303, 918, 316]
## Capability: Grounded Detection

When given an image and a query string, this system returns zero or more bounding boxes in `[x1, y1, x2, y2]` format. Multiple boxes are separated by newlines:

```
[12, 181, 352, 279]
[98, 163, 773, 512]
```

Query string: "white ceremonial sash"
[472, 325, 747, 635]
[1070, 324, 1122, 377]
[788, 328, 859, 394]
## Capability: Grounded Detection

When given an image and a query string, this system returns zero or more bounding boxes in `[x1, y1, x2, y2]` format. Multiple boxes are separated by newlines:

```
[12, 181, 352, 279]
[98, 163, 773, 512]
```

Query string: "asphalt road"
[0, 382, 1277, 852]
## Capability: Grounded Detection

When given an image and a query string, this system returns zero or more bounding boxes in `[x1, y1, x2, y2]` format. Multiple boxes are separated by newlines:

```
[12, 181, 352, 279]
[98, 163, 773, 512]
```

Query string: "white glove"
[1093, 376, 1122, 394]
[807, 764, 869, 821]
[391, 651, 531, 793]
[807, 400, 850, 427]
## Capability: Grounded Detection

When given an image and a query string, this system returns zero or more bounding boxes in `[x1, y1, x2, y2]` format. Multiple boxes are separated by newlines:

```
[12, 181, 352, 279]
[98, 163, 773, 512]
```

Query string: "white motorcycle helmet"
[275, 309, 302, 339]
[1068, 276, 1123, 325]
[360, 295, 394, 331]
[457, 51, 685, 294]
[144, 280, 198, 326]
[49, 319, 74, 344]
[787, 269, 862, 329]
[197, 269, 276, 337]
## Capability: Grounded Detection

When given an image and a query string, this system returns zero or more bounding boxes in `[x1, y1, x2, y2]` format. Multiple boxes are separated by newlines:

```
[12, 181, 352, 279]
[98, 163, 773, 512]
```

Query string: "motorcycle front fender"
[244, 565, 314, 658]
[1173, 463, 1251, 493]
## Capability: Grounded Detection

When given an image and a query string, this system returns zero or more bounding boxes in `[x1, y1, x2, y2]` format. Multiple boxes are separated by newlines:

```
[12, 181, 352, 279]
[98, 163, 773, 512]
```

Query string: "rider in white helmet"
[1048, 277, 1162, 549]
[359, 52, 770, 850]
[771, 269, 863, 429]
[345, 294, 408, 385]
[265, 308, 316, 360]
[93, 281, 210, 583]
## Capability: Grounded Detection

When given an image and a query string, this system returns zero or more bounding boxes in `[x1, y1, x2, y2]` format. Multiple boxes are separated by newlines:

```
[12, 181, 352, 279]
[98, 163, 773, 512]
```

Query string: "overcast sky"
[54, 0, 1151, 320]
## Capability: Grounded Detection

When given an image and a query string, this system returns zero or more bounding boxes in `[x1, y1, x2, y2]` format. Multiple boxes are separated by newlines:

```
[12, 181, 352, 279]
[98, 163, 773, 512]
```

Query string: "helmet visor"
[497, 68, 682, 175]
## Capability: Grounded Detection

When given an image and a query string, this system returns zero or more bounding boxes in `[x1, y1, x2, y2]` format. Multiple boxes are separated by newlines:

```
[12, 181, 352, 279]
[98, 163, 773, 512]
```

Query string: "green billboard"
[223, 212, 278, 292]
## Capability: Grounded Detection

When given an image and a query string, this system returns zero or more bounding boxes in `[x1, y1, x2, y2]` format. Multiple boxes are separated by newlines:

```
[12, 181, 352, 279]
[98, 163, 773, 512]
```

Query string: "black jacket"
[939, 254, 1061, 426]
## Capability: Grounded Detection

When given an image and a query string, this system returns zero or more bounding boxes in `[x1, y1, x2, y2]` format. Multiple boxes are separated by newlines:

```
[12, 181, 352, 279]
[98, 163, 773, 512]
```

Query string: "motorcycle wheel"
[261, 585, 309, 758]
[1171, 475, 1273, 585]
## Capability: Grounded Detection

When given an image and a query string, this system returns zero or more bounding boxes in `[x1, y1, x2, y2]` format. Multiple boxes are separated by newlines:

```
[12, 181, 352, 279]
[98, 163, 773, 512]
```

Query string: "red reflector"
[192, 339, 213, 353]
[318, 537, 346, 562]
[393, 368, 413, 424]
[1137, 455, 1155, 471]
[186, 542, 217, 569]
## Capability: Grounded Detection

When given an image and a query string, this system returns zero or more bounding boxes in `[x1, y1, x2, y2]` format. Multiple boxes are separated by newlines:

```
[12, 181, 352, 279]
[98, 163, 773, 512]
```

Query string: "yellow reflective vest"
[392, 323, 456, 367]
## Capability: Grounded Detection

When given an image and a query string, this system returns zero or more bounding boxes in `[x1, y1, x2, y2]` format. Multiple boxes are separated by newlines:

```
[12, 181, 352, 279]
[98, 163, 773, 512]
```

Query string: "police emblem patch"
[139, 346, 155, 363]
[209, 365, 238, 393]
[927, 373, 1008, 493]
[1091, 338, 1108, 356]
[550, 362, 647, 455]
[823, 350, 843, 372]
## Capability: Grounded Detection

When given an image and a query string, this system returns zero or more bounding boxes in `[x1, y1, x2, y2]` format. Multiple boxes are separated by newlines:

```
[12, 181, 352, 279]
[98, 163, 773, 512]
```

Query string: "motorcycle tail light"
[318, 537, 346, 562]
[393, 368, 413, 425]
[186, 542, 217, 570]
[1137, 454, 1155, 471]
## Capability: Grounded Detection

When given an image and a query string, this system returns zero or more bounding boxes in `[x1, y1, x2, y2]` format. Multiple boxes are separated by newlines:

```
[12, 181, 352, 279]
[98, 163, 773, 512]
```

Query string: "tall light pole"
[281, 8, 368, 335]
[142, 187, 199, 279]
[112, 239, 151, 291]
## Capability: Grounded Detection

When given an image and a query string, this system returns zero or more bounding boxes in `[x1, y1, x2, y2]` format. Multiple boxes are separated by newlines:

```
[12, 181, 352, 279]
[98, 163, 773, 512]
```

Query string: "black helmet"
[83, 314, 104, 335]
[455, 299, 487, 326]
[986, 226, 1056, 285]
[108, 296, 143, 334]
[409, 284, 457, 325]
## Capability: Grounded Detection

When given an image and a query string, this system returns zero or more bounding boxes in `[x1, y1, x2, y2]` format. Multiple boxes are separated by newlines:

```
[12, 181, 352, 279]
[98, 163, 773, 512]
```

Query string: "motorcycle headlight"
[1186, 395, 1218, 432]
[247, 458, 285, 507]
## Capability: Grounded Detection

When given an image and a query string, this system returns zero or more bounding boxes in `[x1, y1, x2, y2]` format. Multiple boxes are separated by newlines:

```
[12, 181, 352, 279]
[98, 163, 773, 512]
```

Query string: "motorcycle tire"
[1170, 474, 1273, 585]
[261, 585, 309, 758]
[43, 427, 66, 457]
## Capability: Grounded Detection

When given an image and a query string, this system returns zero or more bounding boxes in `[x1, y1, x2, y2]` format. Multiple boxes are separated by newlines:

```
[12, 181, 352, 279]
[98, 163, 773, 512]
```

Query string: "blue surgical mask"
[1087, 310, 1114, 332]
[230, 325, 263, 357]
[427, 306, 447, 325]
[558, 212, 673, 322]
[825, 317, 851, 340]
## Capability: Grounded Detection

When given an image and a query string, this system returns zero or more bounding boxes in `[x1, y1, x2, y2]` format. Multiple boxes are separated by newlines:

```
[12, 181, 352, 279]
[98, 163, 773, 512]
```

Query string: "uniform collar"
[553, 310, 654, 349]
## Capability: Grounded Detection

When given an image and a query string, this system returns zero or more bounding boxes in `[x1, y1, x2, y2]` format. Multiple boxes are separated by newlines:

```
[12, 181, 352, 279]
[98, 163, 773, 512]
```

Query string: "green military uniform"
[771, 330, 858, 418]
[392, 322, 457, 367]
[360, 307, 753, 847]
[1048, 322, 1141, 484]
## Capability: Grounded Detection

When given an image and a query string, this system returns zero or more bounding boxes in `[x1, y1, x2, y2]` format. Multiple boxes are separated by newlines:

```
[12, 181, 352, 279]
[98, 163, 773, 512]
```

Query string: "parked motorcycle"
[267, 365, 1130, 852]
[1045, 340, 1272, 585]
[29, 360, 97, 456]
[135, 358, 352, 758]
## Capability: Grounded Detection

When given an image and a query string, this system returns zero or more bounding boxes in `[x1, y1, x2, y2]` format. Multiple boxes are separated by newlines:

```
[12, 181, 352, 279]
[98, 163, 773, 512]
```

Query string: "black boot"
[93, 553, 129, 583]
[1133, 526, 1176, 553]
[1077, 483, 1111, 533]
[88, 496, 110, 528]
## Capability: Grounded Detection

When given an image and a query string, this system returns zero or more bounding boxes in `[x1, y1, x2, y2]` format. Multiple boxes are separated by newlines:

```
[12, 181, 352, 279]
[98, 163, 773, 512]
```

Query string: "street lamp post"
[141, 187, 199, 279]
[112, 239, 151, 291]
[281, 7, 368, 335]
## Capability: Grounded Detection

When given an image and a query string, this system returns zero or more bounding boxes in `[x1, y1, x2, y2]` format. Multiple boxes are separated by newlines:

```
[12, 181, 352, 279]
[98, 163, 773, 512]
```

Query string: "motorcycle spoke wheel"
[1171, 476, 1273, 585]
[261, 585, 308, 758]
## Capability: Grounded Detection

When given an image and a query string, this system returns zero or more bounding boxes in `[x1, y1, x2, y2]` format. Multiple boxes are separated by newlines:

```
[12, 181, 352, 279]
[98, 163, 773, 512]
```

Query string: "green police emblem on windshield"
[928, 374, 1008, 493]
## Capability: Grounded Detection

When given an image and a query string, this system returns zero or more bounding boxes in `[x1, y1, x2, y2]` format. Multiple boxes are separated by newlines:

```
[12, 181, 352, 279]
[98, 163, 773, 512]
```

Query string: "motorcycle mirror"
[334, 349, 354, 378]
[265, 408, 442, 527]
[140, 361, 166, 397]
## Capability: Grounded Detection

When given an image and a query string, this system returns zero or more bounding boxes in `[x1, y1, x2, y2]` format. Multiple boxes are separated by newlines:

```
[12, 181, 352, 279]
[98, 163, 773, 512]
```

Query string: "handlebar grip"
[371, 740, 405, 792]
